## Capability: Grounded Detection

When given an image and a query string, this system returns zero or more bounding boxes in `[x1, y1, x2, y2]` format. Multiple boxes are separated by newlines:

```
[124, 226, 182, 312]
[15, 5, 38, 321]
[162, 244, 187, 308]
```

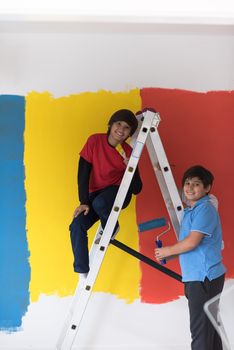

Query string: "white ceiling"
[0, 0, 234, 25]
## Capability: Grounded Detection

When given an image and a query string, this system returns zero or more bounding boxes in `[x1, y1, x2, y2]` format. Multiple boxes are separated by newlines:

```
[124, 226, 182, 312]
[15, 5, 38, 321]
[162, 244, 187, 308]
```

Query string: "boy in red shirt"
[69, 109, 142, 280]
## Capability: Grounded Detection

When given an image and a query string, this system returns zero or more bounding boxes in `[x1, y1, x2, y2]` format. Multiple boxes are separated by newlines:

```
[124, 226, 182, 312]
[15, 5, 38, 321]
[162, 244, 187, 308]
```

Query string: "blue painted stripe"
[0, 95, 30, 331]
[138, 217, 166, 232]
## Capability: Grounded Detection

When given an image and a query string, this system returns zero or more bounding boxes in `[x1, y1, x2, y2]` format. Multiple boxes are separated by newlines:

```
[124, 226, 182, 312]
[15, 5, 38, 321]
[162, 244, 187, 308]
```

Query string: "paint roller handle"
[155, 239, 166, 265]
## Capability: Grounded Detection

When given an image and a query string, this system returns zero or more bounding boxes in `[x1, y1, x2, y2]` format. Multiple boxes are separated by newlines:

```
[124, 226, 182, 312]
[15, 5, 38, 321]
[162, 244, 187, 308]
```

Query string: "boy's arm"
[155, 231, 203, 261]
[78, 157, 92, 205]
[73, 157, 92, 218]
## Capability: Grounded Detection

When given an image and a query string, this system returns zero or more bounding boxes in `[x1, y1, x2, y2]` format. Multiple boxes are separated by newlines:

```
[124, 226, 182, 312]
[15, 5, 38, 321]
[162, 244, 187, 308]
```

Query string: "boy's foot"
[94, 230, 103, 244]
[94, 226, 120, 244]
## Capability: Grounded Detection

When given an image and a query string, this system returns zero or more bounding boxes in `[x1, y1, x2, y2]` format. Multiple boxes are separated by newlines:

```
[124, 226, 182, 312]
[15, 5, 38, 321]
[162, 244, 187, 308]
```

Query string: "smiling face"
[108, 121, 131, 146]
[183, 177, 211, 206]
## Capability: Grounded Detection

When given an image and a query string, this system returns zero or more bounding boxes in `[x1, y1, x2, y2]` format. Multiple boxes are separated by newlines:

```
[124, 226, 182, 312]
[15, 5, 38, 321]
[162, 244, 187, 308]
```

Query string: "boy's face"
[108, 121, 131, 146]
[183, 177, 211, 205]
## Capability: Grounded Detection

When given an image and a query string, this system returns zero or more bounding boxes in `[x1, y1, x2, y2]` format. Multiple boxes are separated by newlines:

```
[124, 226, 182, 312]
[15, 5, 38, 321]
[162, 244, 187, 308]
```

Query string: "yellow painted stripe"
[25, 90, 141, 303]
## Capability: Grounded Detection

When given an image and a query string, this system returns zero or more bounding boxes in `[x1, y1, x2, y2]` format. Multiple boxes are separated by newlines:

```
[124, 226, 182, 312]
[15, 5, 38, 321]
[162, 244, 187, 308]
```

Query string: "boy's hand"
[155, 247, 171, 261]
[73, 204, 90, 218]
[123, 157, 129, 166]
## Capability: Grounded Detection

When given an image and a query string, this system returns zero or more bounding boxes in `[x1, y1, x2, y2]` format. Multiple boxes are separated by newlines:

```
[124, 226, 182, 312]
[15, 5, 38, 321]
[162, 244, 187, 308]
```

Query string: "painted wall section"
[138, 88, 234, 303]
[24, 90, 142, 302]
[2, 88, 233, 332]
[0, 95, 30, 330]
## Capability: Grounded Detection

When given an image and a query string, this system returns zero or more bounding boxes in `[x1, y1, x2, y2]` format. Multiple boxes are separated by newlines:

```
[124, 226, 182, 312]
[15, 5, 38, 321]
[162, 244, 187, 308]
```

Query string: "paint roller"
[138, 217, 171, 265]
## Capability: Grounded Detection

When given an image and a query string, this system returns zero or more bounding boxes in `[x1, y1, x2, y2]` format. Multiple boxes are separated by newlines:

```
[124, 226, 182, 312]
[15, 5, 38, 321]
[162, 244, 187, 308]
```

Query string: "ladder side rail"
[146, 129, 183, 239]
[56, 223, 104, 350]
[57, 111, 156, 350]
[88, 224, 103, 266]
[96, 112, 154, 249]
[58, 168, 142, 349]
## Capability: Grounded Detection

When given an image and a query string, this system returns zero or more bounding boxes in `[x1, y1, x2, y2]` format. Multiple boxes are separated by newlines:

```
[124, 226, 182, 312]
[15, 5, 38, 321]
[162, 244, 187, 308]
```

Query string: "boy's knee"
[69, 214, 87, 232]
[69, 216, 78, 231]
[92, 197, 111, 215]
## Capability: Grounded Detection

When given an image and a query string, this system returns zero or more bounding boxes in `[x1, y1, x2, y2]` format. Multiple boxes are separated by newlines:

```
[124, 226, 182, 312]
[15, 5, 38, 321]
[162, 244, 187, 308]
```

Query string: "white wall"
[0, 17, 233, 350]
[0, 21, 234, 96]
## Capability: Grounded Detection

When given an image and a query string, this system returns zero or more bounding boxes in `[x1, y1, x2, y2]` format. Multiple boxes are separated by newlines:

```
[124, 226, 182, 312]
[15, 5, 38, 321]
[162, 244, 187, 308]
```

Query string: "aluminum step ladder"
[56, 109, 183, 350]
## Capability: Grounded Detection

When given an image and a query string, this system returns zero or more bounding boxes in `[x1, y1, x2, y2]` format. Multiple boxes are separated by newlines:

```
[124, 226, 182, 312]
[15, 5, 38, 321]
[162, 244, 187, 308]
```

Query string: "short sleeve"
[190, 204, 218, 236]
[79, 135, 95, 164]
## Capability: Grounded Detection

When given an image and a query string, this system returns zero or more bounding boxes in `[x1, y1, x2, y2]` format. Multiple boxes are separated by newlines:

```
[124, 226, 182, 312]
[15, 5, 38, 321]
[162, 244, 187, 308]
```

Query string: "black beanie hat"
[108, 109, 138, 136]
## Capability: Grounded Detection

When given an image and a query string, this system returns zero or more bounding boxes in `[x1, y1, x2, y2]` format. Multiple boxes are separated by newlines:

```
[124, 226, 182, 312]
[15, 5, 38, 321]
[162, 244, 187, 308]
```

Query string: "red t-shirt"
[80, 133, 132, 193]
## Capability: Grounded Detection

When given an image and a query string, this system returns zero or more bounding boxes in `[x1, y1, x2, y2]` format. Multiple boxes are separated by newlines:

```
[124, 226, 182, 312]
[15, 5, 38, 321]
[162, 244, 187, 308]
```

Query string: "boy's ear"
[206, 184, 212, 193]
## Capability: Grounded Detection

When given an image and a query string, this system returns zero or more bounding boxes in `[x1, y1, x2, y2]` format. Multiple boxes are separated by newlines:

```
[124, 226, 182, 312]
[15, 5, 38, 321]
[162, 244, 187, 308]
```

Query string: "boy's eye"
[194, 182, 202, 187]
[115, 122, 130, 130]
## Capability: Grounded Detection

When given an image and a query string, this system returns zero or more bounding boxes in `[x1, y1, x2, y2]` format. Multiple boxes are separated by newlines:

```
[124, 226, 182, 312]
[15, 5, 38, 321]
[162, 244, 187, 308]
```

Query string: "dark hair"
[182, 165, 214, 188]
[108, 109, 138, 136]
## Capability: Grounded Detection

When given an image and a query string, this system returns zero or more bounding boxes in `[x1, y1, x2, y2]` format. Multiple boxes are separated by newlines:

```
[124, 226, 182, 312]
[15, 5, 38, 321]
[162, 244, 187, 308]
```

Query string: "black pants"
[69, 185, 132, 273]
[184, 274, 225, 350]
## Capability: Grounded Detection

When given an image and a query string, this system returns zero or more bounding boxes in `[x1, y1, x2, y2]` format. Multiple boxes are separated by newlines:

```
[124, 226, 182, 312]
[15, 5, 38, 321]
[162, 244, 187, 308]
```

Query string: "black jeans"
[184, 274, 225, 350]
[69, 185, 132, 273]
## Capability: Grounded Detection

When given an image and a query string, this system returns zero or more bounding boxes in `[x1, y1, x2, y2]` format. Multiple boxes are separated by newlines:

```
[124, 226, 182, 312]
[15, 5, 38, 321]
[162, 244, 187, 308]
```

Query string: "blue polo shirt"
[179, 195, 226, 282]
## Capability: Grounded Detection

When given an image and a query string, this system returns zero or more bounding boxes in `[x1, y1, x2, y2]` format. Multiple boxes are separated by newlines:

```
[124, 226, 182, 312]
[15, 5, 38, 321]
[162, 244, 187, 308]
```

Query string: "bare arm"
[155, 231, 204, 261]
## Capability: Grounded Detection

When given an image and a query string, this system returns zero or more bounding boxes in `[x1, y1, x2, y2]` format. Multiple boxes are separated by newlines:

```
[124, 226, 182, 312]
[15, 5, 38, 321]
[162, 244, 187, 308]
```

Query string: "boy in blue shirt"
[155, 165, 226, 350]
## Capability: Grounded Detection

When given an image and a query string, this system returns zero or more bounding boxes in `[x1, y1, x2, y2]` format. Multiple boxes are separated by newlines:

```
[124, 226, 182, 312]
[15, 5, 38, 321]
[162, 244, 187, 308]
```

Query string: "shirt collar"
[185, 195, 210, 212]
